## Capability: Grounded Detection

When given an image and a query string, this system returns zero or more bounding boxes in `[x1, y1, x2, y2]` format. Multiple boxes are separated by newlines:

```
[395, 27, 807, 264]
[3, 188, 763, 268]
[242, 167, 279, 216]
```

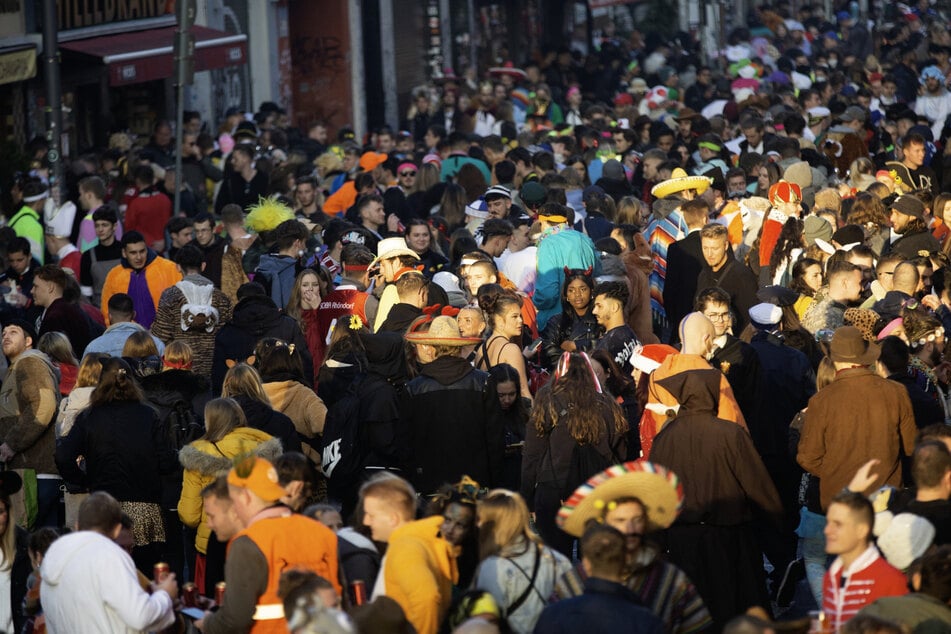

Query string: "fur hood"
[179, 429, 282, 475]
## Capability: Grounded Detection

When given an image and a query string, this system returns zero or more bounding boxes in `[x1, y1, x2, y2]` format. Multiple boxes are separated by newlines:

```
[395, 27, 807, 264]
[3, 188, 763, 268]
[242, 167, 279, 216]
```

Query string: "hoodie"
[41, 531, 175, 633]
[378, 516, 458, 634]
[210, 293, 313, 394]
[231, 394, 302, 453]
[254, 253, 300, 310]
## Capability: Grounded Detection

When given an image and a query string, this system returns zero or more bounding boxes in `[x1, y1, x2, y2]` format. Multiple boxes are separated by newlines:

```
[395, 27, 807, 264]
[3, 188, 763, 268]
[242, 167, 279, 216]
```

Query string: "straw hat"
[404, 315, 483, 347]
[650, 168, 712, 199]
[370, 237, 420, 267]
[557, 460, 684, 537]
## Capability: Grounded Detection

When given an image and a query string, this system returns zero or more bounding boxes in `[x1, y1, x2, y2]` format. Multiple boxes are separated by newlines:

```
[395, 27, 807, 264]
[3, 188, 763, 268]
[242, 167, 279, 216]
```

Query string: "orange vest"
[237, 514, 340, 633]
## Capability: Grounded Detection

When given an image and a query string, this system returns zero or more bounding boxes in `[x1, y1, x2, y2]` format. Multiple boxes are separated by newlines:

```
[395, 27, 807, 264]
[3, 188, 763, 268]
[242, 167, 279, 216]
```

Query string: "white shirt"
[42, 531, 175, 634]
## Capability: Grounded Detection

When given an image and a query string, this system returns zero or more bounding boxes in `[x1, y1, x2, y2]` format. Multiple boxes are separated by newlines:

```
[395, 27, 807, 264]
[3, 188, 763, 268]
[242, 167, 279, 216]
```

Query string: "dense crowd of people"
[9, 2, 951, 632]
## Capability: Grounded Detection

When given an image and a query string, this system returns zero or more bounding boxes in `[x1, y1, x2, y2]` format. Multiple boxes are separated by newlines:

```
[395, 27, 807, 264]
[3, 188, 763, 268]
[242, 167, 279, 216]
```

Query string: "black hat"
[891, 195, 925, 220]
[3, 319, 36, 346]
[757, 285, 799, 307]
[832, 224, 865, 246]
[233, 121, 258, 141]
[0, 471, 21, 496]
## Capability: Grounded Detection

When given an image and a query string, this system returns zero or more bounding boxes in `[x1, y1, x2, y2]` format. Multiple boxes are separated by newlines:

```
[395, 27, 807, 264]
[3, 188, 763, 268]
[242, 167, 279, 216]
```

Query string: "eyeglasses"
[400, 171, 417, 177]
[704, 312, 731, 322]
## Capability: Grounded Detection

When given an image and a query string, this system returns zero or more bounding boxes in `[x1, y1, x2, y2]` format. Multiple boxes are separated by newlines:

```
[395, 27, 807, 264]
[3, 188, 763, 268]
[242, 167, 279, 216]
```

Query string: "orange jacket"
[640, 353, 747, 458]
[99, 254, 181, 324]
[383, 516, 458, 634]
[239, 514, 340, 633]
[323, 181, 357, 216]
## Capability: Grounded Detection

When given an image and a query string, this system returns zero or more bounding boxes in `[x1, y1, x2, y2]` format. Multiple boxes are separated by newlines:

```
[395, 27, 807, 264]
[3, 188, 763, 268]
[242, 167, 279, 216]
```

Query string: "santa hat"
[629, 344, 678, 374]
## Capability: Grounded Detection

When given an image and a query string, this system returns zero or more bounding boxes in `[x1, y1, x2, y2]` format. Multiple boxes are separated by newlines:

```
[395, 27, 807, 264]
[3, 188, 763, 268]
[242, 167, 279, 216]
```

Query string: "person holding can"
[41, 492, 178, 633]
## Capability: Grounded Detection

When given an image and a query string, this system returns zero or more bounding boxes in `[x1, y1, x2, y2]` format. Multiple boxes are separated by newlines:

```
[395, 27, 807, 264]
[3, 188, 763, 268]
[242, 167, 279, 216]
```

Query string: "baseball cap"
[227, 457, 287, 502]
[520, 181, 547, 206]
[359, 152, 388, 172]
[840, 106, 867, 122]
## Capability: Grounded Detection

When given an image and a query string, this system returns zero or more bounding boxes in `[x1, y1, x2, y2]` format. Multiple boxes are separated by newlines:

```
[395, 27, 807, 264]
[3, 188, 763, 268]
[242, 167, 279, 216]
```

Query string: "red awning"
[61, 25, 247, 87]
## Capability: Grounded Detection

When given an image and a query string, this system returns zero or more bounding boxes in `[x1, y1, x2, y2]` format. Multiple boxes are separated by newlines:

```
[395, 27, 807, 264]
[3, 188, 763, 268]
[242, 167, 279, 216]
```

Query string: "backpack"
[166, 399, 205, 450]
[560, 441, 614, 500]
[321, 374, 367, 484]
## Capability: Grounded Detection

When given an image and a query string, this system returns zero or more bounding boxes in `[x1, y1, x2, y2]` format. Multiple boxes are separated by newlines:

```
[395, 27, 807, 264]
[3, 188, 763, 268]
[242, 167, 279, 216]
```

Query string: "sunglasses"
[400, 171, 417, 177]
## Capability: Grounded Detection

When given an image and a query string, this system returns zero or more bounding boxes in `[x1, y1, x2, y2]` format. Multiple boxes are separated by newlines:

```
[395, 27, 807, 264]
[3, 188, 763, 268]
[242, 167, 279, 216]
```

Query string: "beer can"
[153, 562, 170, 583]
[182, 582, 197, 607]
[215, 581, 226, 606]
[350, 580, 367, 606]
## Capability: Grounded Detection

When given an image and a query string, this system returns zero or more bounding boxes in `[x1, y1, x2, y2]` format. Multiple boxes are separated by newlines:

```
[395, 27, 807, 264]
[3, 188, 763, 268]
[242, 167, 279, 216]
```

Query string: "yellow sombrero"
[651, 167, 712, 199]
[556, 460, 684, 538]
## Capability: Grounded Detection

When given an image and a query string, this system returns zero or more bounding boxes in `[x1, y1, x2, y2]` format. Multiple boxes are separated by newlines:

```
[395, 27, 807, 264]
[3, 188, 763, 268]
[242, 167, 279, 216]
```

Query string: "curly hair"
[530, 352, 628, 444]
[846, 192, 889, 230]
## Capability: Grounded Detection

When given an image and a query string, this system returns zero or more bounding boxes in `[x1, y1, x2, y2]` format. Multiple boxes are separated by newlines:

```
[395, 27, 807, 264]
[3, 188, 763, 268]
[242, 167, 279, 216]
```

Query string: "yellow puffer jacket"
[177, 427, 282, 554]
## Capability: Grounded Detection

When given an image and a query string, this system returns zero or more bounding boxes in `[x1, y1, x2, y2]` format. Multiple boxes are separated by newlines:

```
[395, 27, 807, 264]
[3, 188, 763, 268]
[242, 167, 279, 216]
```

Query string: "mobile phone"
[181, 607, 205, 620]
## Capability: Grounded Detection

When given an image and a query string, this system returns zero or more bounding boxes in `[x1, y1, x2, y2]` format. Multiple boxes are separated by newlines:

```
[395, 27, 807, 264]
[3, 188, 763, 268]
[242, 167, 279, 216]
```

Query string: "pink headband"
[397, 162, 417, 174]
[877, 317, 903, 340]
[554, 351, 602, 393]
[567, 86, 580, 98]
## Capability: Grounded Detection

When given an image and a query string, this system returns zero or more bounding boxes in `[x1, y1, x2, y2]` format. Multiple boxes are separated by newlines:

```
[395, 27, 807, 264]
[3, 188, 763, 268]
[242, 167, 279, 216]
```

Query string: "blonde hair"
[700, 223, 728, 241]
[162, 341, 193, 370]
[816, 356, 836, 391]
[615, 196, 646, 226]
[813, 188, 842, 215]
[314, 152, 343, 177]
[222, 363, 271, 406]
[477, 489, 540, 560]
[358, 472, 416, 522]
[76, 353, 108, 388]
[38, 331, 78, 366]
[122, 330, 159, 358]
[202, 397, 247, 443]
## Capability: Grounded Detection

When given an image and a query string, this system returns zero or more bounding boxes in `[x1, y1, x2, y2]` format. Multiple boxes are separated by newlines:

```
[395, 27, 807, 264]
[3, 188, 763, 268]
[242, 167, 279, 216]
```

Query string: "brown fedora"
[829, 326, 880, 365]
[675, 108, 702, 121]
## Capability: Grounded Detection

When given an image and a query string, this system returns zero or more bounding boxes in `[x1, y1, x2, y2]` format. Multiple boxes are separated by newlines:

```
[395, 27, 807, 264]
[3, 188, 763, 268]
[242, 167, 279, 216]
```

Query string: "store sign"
[56, 0, 172, 31]
[0, 47, 36, 86]
[210, 0, 251, 123]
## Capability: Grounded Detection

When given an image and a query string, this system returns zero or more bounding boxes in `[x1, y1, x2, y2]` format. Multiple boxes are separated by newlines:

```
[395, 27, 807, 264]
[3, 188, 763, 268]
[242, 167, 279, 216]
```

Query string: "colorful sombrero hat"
[557, 460, 684, 538]
[404, 315, 483, 347]
[650, 168, 712, 199]
[488, 62, 528, 81]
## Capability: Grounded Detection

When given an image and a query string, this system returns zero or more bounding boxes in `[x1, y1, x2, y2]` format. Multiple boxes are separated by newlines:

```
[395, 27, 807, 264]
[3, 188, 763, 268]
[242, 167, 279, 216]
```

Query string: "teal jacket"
[533, 227, 600, 331]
